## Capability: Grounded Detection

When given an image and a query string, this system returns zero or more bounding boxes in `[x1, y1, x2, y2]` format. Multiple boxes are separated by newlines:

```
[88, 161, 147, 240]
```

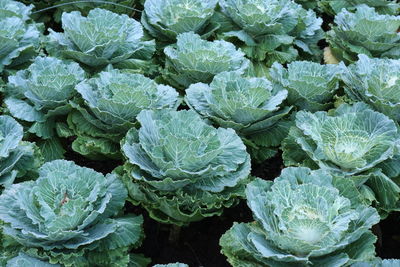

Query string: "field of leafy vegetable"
[0, 0, 400, 266]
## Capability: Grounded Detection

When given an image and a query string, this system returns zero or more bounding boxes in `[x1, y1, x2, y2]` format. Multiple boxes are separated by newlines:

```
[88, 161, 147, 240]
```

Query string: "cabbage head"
[5, 56, 85, 160]
[163, 32, 250, 89]
[185, 71, 292, 162]
[121, 109, 251, 225]
[342, 54, 400, 123]
[326, 5, 400, 64]
[216, 0, 323, 65]
[141, 0, 218, 43]
[282, 102, 400, 214]
[46, 8, 156, 72]
[0, 160, 145, 267]
[220, 167, 380, 267]
[0, 0, 42, 72]
[319, 0, 400, 16]
[270, 61, 343, 112]
[0, 115, 41, 187]
[67, 68, 180, 159]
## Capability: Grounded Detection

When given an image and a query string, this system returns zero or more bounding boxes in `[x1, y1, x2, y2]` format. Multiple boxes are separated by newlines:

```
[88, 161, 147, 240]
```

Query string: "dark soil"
[65, 148, 400, 266]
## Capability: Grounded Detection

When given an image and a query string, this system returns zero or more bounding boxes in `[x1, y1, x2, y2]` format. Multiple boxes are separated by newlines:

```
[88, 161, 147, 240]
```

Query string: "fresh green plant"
[220, 167, 380, 266]
[141, 0, 218, 43]
[342, 54, 400, 123]
[46, 8, 156, 73]
[0, 115, 41, 187]
[270, 60, 343, 112]
[0, 160, 146, 267]
[319, 0, 400, 16]
[120, 109, 251, 225]
[282, 102, 400, 214]
[65, 67, 180, 159]
[185, 71, 292, 162]
[4, 56, 85, 160]
[20, 0, 139, 22]
[0, 0, 42, 72]
[163, 32, 250, 89]
[326, 5, 400, 64]
[215, 0, 323, 66]
[6, 253, 60, 267]
[0, 0, 33, 20]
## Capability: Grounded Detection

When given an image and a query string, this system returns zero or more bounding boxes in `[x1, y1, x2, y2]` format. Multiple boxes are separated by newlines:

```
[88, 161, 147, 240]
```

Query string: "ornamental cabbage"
[0, 160, 145, 267]
[220, 167, 380, 267]
[0, 0, 33, 21]
[270, 61, 343, 112]
[185, 71, 292, 162]
[121, 109, 251, 225]
[326, 5, 400, 64]
[67, 68, 180, 159]
[163, 32, 250, 89]
[46, 8, 156, 72]
[5, 56, 85, 160]
[20, 0, 138, 22]
[342, 54, 400, 123]
[141, 0, 218, 43]
[319, 0, 400, 16]
[0, 115, 41, 187]
[216, 0, 323, 65]
[0, 0, 42, 72]
[282, 102, 400, 214]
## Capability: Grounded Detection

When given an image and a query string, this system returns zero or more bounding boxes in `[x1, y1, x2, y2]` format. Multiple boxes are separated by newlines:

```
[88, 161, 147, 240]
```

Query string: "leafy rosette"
[0, 115, 41, 187]
[0, 160, 145, 267]
[185, 71, 292, 162]
[141, 0, 218, 43]
[5, 56, 85, 161]
[46, 8, 156, 72]
[220, 167, 380, 267]
[121, 109, 251, 225]
[66, 68, 180, 159]
[0, 2, 42, 72]
[342, 54, 400, 123]
[163, 32, 250, 89]
[326, 5, 400, 64]
[270, 61, 343, 112]
[319, 0, 400, 16]
[215, 0, 323, 66]
[282, 102, 400, 214]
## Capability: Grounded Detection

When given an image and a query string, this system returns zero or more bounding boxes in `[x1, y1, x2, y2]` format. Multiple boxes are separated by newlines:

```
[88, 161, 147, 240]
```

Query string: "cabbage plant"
[0, 0, 33, 20]
[163, 32, 250, 89]
[342, 54, 400, 123]
[326, 5, 400, 64]
[0, 0, 42, 72]
[20, 0, 138, 22]
[185, 71, 292, 162]
[0, 160, 145, 267]
[319, 0, 400, 16]
[121, 109, 251, 225]
[282, 102, 400, 214]
[216, 0, 323, 66]
[270, 61, 343, 112]
[66, 68, 180, 159]
[220, 167, 380, 266]
[5, 56, 85, 160]
[46, 8, 156, 72]
[0, 115, 41, 187]
[141, 0, 218, 43]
